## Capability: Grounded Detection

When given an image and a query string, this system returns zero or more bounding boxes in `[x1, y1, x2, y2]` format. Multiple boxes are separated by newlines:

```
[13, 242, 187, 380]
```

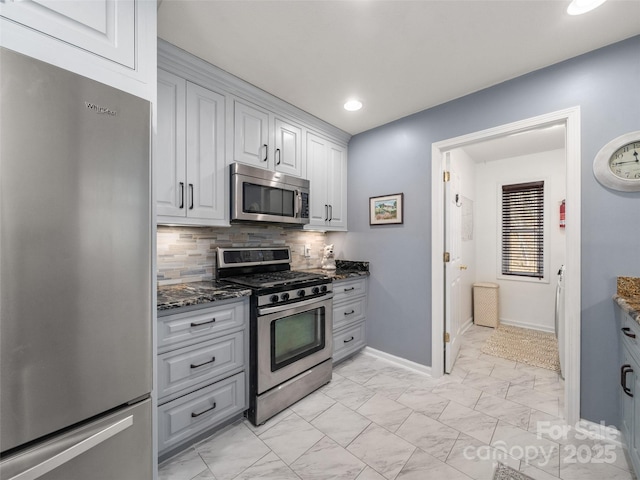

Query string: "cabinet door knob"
[191, 402, 216, 418]
[263, 144, 268, 162]
[189, 184, 194, 210]
[276, 148, 281, 165]
[179, 182, 184, 209]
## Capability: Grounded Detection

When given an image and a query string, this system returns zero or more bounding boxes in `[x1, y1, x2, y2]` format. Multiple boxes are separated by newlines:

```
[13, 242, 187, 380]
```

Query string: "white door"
[233, 100, 270, 169]
[156, 69, 186, 217]
[186, 82, 226, 221]
[444, 152, 464, 373]
[326, 142, 347, 229]
[306, 133, 329, 227]
[274, 117, 303, 177]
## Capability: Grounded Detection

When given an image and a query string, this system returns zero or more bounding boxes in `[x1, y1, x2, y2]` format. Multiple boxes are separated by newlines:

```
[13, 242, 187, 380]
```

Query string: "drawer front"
[333, 321, 366, 364]
[158, 331, 244, 400]
[333, 297, 366, 331]
[622, 312, 640, 365]
[333, 277, 367, 304]
[158, 372, 246, 454]
[158, 301, 246, 353]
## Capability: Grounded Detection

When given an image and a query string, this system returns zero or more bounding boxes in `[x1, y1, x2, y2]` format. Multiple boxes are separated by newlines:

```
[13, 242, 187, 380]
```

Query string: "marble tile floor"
[159, 324, 633, 480]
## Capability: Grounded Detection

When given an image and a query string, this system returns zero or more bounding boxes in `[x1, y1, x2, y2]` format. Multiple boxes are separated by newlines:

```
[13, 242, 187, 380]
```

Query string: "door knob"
[459, 265, 468, 270]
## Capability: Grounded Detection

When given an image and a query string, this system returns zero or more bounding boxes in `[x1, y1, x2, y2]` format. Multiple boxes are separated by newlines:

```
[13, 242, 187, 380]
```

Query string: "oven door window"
[271, 306, 325, 371]
[243, 182, 295, 217]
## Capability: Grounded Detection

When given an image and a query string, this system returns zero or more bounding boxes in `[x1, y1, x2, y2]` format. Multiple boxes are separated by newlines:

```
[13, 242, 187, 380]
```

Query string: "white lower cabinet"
[158, 372, 245, 454]
[332, 277, 368, 363]
[157, 299, 248, 459]
[619, 308, 640, 477]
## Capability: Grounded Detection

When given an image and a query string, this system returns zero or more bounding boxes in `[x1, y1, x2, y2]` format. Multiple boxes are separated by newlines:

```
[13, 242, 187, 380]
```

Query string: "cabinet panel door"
[233, 100, 270, 169]
[274, 117, 303, 177]
[0, 0, 135, 68]
[186, 82, 226, 221]
[327, 142, 347, 229]
[157, 69, 187, 217]
[306, 133, 329, 227]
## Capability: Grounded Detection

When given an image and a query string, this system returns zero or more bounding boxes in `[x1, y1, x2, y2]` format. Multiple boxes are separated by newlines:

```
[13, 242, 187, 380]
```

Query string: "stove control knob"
[270, 295, 279, 304]
[320, 285, 328, 293]
[312, 287, 320, 295]
[281, 292, 290, 301]
[297, 289, 306, 298]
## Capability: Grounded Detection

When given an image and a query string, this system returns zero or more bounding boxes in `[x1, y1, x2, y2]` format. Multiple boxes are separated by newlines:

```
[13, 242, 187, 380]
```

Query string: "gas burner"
[223, 270, 327, 289]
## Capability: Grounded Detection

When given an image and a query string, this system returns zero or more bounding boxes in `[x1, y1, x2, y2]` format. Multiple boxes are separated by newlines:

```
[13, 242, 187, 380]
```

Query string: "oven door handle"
[258, 294, 333, 316]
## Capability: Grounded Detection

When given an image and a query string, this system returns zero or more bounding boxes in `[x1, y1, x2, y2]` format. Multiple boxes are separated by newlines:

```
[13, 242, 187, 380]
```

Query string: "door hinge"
[444, 332, 450, 343]
[443, 252, 450, 263]
[443, 171, 450, 182]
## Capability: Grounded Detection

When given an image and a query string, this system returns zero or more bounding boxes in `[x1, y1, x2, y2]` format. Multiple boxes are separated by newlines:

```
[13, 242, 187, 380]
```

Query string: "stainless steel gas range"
[217, 247, 333, 425]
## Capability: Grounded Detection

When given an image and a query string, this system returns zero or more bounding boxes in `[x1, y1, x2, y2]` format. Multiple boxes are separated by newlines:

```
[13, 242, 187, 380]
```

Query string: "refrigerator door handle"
[5, 416, 133, 480]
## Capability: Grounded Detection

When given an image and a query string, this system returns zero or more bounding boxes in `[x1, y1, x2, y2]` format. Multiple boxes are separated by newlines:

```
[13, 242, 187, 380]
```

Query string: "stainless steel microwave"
[230, 163, 310, 225]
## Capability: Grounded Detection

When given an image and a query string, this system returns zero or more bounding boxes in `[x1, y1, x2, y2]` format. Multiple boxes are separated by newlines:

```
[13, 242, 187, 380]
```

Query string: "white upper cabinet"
[186, 82, 226, 221]
[232, 99, 305, 178]
[0, 0, 155, 100]
[157, 70, 187, 217]
[306, 133, 347, 231]
[157, 69, 227, 226]
[274, 117, 303, 177]
[233, 100, 271, 168]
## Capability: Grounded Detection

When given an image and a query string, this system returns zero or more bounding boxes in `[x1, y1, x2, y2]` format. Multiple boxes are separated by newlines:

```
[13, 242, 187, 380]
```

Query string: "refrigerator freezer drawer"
[158, 372, 245, 454]
[0, 399, 151, 480]
[158, 330, 245, 401]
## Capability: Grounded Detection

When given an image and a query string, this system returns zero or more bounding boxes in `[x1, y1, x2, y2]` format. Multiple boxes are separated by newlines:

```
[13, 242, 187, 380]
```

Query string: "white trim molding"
[431, 107, 581, 426]
[363, 347, 433, 377]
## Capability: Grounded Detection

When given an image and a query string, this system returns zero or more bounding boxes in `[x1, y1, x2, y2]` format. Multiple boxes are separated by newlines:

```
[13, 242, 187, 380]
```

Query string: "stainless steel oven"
[230, 162, 310, 225]
[217, 247, 333, 425]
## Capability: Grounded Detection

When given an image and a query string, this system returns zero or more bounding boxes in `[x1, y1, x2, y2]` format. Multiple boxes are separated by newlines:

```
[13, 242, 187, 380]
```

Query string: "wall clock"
[593, 130, 640, 192]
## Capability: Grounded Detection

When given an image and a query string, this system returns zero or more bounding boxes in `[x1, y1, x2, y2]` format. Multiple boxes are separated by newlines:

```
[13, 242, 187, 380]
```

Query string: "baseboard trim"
[575, 419, 623, 447]
[362, 347, 432, 377]
[498, 318, 555, 334]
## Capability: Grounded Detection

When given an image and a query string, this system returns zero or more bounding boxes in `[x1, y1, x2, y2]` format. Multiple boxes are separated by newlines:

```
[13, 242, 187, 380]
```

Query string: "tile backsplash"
[157, 225, 328, 285]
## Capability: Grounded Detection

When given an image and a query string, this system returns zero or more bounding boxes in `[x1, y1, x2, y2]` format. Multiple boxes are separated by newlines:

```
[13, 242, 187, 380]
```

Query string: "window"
[501, 181, 544, 278]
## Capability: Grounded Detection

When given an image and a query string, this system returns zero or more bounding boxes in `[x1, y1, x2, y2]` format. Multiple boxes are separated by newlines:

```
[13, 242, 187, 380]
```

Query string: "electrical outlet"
[304, 244, 311, 257]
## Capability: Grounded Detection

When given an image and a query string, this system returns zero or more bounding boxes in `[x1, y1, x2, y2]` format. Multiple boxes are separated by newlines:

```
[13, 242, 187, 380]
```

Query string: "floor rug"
[481, 324, 560, 372]
[493, 463, 534, 480]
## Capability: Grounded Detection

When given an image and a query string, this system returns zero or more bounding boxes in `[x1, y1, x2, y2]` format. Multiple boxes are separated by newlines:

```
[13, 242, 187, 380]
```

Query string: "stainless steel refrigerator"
[0, 48, 152, 479]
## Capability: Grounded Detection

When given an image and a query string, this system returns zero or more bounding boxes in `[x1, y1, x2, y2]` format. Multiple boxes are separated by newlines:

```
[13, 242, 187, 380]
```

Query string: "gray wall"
[329, 35, 640, 426]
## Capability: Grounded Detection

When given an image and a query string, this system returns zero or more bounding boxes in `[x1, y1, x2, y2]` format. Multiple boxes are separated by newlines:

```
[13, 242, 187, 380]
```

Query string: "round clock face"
[609, 141, 640, 180]
[593, 131, 640, 192]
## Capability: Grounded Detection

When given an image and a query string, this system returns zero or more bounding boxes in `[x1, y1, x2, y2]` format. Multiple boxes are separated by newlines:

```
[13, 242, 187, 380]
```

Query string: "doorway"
[430, 107, 581, 425]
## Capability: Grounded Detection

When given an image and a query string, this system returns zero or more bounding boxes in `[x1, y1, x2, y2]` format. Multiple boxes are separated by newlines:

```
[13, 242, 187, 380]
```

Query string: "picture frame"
[370, 193, 404, 225]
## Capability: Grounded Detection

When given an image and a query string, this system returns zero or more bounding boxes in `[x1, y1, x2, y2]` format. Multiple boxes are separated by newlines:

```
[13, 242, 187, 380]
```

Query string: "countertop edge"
[614, 295, 640, 324]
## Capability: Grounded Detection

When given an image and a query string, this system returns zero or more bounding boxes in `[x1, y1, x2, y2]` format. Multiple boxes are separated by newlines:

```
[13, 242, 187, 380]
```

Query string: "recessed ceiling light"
[344, 99, 363, 112]
[567, 0, 607, 15]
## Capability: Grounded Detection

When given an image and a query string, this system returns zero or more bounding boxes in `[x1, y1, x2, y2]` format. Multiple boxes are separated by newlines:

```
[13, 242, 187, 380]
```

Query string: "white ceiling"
[157, 1, 640, 136]
[461, 124, 566, 163]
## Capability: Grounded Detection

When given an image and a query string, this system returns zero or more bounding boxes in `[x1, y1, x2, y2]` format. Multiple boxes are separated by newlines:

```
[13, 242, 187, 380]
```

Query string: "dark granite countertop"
[306, 259, 370, 281]
[157, 281, 252, 314]
[158, 260, 369, 313]
[614, 276, 640, 324]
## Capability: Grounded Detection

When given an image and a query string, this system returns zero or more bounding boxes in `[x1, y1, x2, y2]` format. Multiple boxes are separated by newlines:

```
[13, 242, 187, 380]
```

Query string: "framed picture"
[370, 193, 404, 225]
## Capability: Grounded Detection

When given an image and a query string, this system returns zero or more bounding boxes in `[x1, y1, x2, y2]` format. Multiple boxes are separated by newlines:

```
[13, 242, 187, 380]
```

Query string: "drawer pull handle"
[191, 357, 215, 369]
[622, 364, 634, 397]
[191, 318, 216, 327]
[344, 287, 355, 292]
[344, 336, 355, 343]
[344, 310, 355, 316]
[622, 327, 637, 339]
[191, 402, 216, 418]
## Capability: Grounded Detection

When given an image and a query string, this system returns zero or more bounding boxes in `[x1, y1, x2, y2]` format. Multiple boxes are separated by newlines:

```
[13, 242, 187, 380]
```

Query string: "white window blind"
[501, 181, 544, 278]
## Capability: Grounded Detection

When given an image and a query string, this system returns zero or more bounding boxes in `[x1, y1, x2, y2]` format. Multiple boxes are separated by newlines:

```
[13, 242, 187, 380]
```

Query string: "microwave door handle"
[293, 190, 302, 218]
